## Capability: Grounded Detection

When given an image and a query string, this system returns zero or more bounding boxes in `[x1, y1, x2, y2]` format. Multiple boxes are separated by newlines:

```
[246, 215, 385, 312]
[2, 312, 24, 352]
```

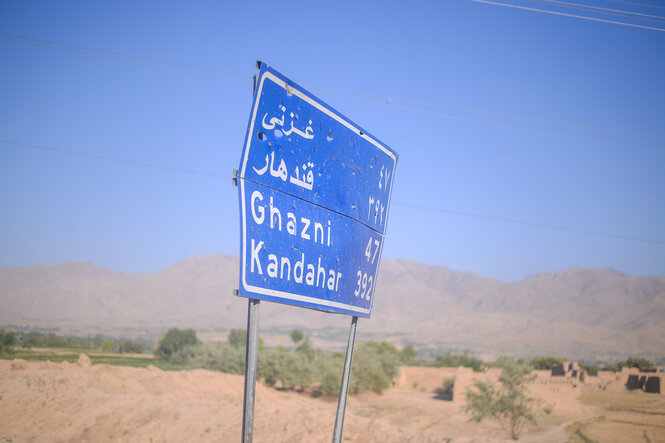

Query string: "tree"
[290, 329, 304, 344]
[465, 357, 549, 440]
[579, 363, 599, 376]
[618, 357, 654, 370]
[155, 328, 200, 360]
[0, 328, 17, 356]
[436, 352, 484, 372]
[103, 340, 116, 353]
[227, 328, 264, 350]
[296, 336, 315, 360]
[531, 356, 565, 370]
[228, 329, 246, 349]
[400, 345, 417, 364]
[118, 340, 145, 354]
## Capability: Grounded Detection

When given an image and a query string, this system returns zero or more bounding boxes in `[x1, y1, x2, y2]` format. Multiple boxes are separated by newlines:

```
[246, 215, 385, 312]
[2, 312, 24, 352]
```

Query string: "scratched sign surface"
[237, 63, 397, 317]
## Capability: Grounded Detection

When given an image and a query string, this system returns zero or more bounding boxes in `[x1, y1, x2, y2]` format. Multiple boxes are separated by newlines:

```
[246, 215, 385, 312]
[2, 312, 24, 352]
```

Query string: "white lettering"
[305, 263, 315, 285]
[267, 254, 278, 278]
[314, 222, 324, 244]
[301, 217, 311, 240]
[287, 212, 296, 235]
[251, 191, 265, 225]
[294, 253, 304, 283]
[250, 239, 263, 274]
[327, 270, 336, 290]
[280, 256, 291, 280]
[270, 197, 281, 230]
[316, 257, 326, 288]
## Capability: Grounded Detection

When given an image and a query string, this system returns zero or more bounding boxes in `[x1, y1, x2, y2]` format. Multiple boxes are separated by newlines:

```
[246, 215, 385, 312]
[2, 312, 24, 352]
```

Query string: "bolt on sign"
[237, 63, 397, 317]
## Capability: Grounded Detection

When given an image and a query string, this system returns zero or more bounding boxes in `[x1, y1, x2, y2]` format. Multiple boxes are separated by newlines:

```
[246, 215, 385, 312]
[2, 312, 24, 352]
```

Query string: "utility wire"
[315, 87, 665, 144]
[0, 33, 249, 83]
[315, 87, 665, 153]
[604, 0, 665, 11]
[2, 138, 663, 246]
[0, 138, 230, 180]
[470, 0, 665, 31]
[393, 202, 665, 245]
[384, 96, 665, 142]
[3, 31, 665, 144]
[535, 0, 665, 21]
[0, 32, 249, 78]
[384, 103, 665, 154]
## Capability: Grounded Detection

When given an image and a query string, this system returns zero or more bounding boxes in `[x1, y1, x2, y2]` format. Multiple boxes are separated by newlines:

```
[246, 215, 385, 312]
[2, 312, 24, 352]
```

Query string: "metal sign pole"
[240, 64, 263, 443]
[332, 315, 358, 443]
[242, 298, 260, 443]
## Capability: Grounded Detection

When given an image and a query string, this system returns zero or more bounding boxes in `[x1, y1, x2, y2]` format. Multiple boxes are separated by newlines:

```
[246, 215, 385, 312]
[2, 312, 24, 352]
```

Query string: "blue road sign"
[237, 63, 397, 317]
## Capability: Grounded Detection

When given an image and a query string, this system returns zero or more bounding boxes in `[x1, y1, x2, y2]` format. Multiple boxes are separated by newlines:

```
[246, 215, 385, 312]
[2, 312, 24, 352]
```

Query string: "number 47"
[364, 238, 380, 264]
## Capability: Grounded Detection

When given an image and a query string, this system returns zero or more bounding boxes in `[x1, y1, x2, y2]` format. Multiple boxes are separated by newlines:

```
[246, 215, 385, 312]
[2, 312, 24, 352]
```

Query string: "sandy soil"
[0, 357, 637, 443]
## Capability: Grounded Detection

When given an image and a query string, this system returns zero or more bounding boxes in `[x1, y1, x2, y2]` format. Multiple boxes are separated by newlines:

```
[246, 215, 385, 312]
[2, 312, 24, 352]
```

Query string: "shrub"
[347, 342, 400, 394]
[579, 364, 599, 376]
[436, 376, 456, 400]
[400, 345, 417, 364]
[436, 352, 484, 371]
[315, 352, 345, 395]
[155, 328, 200, 360]
[259, 347, 313, 389]
[618, 357, 654, 371]
[117, 340, 145, 354]
[228, 329, 247, 349]
[227, 328, 264, 351]
[465, 357, 549, 440]
[531, 356, 565, 370]
[0, 328, 17, 356]
[177, 341, 245, 374]
[290, 329, 304, 344]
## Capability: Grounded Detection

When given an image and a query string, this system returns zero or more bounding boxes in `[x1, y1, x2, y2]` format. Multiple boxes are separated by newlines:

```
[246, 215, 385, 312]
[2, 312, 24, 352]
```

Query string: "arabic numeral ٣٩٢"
[367, 195, 386, 227]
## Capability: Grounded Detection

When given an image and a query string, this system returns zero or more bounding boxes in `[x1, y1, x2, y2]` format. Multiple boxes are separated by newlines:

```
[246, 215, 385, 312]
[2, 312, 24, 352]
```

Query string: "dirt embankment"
[1, 358, 599, 442]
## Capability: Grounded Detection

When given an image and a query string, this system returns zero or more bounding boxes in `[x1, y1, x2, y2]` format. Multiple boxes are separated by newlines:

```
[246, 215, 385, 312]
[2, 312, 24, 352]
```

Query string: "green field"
[3, 348, 186, 370]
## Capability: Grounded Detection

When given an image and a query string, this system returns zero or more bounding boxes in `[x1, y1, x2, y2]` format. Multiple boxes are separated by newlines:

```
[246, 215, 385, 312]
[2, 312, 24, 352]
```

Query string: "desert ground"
[1, 356, 664, 442]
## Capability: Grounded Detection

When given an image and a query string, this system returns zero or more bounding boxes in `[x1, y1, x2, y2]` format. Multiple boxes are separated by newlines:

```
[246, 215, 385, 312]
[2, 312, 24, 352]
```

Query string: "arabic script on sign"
[261, 105, 314, 140]
[252, 150, 314, 191]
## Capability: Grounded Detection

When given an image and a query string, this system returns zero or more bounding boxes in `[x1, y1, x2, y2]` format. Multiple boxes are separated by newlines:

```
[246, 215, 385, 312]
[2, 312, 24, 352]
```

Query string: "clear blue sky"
[1, 0, 664, 282]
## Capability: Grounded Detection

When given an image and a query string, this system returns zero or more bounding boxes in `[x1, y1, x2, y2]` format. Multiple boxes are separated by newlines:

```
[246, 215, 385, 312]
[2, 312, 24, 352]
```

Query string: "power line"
[0, 32, 249, 78]
[3, 31, 665, 145]
[306, 88, 665, 154]
[0, 33, 249, 83]
[470, 0, 665, 31]
[535, 0, 665, 21]
[2, 138, 663, 246]
[531, 0, 665, 26]
[386, 97, 665, 142]
[392, 202, 665, 245]
[384, 102, 665, 154]
[604, 0, 665, 11]
[0, 138, 230, 180]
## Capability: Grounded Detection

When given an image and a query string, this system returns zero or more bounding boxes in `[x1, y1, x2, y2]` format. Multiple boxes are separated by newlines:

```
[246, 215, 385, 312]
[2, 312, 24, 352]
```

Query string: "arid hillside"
[1, 255, 663, 360]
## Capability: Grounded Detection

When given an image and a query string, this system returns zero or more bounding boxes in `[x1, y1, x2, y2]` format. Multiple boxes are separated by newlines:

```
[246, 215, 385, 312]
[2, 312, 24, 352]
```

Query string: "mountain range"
[1, 254, 663, 362]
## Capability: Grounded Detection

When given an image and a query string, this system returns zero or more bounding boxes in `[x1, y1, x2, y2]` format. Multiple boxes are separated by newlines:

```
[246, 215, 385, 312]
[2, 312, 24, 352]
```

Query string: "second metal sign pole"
[332, 315, 358, 443]
[242, 298, 260, 443]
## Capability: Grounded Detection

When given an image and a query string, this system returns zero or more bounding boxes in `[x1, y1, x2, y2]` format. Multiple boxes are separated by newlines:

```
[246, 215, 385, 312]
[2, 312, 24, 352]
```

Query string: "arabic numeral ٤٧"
[378, 165, 391, 192]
